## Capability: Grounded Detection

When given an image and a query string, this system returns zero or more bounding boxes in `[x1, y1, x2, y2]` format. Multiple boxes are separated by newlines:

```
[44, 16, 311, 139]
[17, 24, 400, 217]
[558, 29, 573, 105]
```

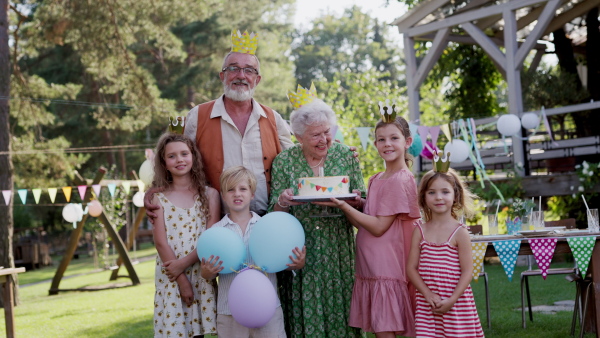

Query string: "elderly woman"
[268, 98, 365, 338]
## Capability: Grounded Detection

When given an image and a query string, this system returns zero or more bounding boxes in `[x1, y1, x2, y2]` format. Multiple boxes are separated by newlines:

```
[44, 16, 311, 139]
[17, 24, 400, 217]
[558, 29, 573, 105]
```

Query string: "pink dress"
[415, 223, 484, 337]
[349, 170, 420, 335]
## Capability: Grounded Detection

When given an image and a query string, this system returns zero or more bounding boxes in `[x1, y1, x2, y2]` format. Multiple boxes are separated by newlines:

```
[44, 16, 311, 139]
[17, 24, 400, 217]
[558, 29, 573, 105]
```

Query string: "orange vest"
[192, 100, 282, 192]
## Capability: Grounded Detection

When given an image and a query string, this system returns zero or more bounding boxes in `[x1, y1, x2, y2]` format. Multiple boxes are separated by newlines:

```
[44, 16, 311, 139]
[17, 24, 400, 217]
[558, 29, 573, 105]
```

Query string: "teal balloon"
[197, 227, 245, 274]
[249, 212, 305, 273]
[408, 133, 423, 157]
[334, 128, 344, 144]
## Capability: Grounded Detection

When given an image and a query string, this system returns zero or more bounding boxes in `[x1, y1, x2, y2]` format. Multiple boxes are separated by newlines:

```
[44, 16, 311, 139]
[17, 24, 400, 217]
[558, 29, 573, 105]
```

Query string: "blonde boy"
[200, 166, 305, 338]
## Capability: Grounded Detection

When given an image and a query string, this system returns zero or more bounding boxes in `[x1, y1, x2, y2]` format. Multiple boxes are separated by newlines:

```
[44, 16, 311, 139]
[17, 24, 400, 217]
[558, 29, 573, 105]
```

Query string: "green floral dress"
[268, 142, 365, 338]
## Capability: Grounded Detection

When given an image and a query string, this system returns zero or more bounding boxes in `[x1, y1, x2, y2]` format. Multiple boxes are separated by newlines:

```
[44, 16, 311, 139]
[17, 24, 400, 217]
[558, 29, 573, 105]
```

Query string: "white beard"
[224, 81, 256, 102]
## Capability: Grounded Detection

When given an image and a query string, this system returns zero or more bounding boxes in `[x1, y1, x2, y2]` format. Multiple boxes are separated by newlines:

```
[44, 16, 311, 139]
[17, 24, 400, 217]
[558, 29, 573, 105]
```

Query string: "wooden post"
[98, 212, 140, 285]
[49, 168, 105, 295]
[109, 207, 145, 281]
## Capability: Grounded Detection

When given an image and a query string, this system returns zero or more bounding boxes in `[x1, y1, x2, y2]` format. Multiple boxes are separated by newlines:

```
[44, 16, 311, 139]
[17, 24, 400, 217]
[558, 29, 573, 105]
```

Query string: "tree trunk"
[0, 0, 17, 307]
[587, 7, 600, 101]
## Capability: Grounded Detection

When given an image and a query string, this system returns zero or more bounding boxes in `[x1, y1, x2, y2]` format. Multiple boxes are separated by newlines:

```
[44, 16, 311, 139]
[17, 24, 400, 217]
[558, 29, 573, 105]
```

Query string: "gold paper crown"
[288, 83, 317, 110]
[231, 30, 258, 55]
[168, 116, 185, 134]
[433, 151, 451, 173]
[378, 99, 397, 123]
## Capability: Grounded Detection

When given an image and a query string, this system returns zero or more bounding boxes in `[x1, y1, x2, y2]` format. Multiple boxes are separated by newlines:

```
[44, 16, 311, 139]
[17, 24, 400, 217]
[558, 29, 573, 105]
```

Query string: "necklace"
[308, 155, 325, 168]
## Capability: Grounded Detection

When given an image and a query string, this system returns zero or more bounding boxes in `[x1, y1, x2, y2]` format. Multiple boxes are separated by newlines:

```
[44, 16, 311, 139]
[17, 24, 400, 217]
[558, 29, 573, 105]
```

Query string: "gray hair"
[222, 52, 261, 74]
[290, 99, 337, 137]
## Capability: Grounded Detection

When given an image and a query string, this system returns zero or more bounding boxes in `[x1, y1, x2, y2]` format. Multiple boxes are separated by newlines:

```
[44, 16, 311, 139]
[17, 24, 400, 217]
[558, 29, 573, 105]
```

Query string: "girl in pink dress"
[407, 166, 484, 337]
[317, 115, 420, 337]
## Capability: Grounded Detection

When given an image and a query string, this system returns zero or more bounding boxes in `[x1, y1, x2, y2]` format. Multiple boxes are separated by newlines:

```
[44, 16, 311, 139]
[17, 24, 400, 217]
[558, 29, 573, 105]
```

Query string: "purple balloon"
[228, 268, 278, 328]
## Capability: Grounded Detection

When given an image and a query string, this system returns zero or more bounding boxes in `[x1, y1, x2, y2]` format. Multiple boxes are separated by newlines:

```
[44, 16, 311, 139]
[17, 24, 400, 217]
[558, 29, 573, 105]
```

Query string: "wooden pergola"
[393, 0, 600, 175]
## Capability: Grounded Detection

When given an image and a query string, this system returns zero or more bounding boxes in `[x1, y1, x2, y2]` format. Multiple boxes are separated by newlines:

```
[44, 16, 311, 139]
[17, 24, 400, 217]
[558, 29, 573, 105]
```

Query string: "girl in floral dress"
[152, 133, 221, 337]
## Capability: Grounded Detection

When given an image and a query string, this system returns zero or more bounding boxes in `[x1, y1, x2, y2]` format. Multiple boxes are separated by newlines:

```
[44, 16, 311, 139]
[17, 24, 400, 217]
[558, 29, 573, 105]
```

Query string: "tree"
[1, 0, 16, 306]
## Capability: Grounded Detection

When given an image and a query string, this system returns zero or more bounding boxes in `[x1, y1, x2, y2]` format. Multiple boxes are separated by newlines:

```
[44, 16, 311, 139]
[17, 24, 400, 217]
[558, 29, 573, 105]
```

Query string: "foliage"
[504, 198, 536, 219]
[521, 66, 588, 111]
[291, 6, 403, 89]
[547, 161, 600, 222]
[318, 69, 407, 182]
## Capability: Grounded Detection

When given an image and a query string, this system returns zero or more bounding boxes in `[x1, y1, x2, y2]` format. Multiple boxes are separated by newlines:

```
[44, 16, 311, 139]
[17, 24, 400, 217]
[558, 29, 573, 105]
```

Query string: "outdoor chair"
[521, 218, 577, 328]
[478, 270, 491, 329]
[567, 271, 592, 337]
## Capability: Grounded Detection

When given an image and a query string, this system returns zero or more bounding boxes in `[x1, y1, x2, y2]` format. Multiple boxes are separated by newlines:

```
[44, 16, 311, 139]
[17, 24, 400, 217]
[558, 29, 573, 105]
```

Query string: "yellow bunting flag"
[122, 181, 131, 195]
[471, 242, 488, 281]
[62, 186, 72, 202]
[32, 189, 42, 204]
[48, 188, 58, 203]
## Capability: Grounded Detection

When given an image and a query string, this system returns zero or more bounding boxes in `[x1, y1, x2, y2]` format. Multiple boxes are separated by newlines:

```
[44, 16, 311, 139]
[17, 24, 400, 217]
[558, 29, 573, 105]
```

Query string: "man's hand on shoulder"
[144, 187, 162, 223]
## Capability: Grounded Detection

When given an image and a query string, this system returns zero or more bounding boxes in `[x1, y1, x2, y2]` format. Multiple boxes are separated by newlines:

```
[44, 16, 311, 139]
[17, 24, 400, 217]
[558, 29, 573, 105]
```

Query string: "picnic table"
[1, 267, 26, 338]
[471, 231, 600, 334]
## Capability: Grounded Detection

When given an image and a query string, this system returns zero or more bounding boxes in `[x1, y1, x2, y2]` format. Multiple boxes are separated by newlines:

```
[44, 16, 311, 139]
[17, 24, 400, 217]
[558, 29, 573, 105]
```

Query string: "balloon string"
[232, 263, 268, 276]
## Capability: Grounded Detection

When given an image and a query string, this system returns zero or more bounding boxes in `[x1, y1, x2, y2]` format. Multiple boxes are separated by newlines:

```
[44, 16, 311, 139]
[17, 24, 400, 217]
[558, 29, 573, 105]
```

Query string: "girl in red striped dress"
[407, 167, 484, 337]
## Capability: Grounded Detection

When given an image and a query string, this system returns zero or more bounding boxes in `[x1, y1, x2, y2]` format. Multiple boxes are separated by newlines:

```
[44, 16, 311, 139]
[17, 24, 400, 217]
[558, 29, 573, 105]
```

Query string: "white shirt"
[185, 95, 294, 214]
[212, 212, 280, 315]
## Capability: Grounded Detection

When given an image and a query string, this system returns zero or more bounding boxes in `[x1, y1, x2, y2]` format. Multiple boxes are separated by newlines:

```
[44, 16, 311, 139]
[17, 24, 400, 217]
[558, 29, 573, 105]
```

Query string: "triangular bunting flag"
[48, 188, 58, 203]
[315, 185, 321, 192]
[567, 236, 596, 277]
[429, 126, 441, 146]
[62, 186, 72, 202]
[107, 183, 117, 198]
[327, 187, 333, 192]
[471, 242, 488, 281]
[32, 188, 42, 204]
[356, 127, 371, 150]
[310, 183, 315, 189]
[122, 181, 131, 194]
[529, 238, 558, 279]
[2, 190, 11, 205]
[92, 184, 101, 197]
[137, 180, 145, 193]
[18, 189, 27, 204]
[78, 185, 87, 201]
[493, 240, 521, 281]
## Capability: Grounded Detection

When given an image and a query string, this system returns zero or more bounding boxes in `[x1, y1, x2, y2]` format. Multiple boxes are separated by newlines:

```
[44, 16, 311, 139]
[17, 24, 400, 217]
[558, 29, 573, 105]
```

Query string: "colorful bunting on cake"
[528, 237, 558, 279]
[567, 236, 596, 277]
[493, 240, 521, 281]
[471, 242, 488, 281]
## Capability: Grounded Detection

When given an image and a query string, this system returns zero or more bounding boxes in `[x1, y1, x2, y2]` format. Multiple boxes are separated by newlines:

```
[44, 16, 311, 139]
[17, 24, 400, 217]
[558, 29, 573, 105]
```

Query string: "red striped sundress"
[415, 223, 484, 338]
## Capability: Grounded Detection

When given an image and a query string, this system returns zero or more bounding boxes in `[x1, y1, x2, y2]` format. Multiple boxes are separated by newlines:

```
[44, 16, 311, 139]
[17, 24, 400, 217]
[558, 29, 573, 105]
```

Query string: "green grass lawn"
[1, 247, 595, 337]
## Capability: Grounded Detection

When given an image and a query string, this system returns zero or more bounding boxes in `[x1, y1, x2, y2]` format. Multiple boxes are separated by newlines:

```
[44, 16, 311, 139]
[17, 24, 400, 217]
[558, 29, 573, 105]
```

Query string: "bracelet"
[277, 196, 289, 208]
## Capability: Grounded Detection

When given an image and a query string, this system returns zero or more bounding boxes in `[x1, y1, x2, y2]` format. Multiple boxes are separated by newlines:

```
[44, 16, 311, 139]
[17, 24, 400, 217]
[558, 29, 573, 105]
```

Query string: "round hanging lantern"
[497, 114, 521, 136]
[521, 112, 540, 129]
[444, 139, 470, 163]
[62, 203, 80, 223]
[88, 200, 103, 217]
[139, 160, 155, 187]
[132, 191, 145, 208]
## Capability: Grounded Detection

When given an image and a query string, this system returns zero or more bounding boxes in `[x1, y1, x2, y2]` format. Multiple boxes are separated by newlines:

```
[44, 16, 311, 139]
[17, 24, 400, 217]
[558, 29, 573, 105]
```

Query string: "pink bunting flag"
[92, 184, 101, 197]
[2, 190, 11, 205]
[529, 238, 558, 279]
[429, 126, 441, 146]
[78, 185, 87, 201]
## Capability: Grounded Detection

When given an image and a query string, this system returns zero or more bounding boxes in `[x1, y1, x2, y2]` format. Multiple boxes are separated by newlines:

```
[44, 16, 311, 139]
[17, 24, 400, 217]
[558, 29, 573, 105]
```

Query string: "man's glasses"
[222, 66, 259, 75]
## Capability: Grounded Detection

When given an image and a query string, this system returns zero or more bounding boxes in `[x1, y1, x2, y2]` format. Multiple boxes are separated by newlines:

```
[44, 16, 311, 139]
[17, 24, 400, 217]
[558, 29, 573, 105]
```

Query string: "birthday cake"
[297, 176, 350, 196]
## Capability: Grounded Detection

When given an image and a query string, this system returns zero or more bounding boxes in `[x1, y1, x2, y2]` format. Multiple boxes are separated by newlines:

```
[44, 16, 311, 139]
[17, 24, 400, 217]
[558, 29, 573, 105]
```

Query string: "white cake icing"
[297, 176, 350, 196]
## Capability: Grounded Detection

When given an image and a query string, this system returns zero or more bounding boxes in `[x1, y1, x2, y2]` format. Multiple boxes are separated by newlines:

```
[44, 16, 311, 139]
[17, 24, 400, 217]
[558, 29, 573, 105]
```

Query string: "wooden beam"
[463, 22, 506, 70]
[109, 207, 146, 281]
[98, 212, 140, 285]
[414, 27, 450, 88]
[406, 0, 548, 37]
[544, 0, 600, 36]
[392, 0, 451, 32]
[515, 0, 563, 67]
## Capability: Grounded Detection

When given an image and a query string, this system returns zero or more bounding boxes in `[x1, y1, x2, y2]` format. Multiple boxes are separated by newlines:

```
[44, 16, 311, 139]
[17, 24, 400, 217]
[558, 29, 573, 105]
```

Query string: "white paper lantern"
[139, 160, 155, 187]
[497, 114, 522, 136]
[521, 112, 540, 129]
[444, 139, 470, 163]
[62, 203, 80, 223]
[132, 191, 145, 208]
[88, 200, 103, 217]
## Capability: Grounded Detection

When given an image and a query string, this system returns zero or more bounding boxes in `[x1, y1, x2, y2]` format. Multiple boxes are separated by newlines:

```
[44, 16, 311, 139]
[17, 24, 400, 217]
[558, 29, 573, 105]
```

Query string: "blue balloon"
[408, 133, 423, 157]
[197, 227, 245, 274]
[249, 212, 305, 273]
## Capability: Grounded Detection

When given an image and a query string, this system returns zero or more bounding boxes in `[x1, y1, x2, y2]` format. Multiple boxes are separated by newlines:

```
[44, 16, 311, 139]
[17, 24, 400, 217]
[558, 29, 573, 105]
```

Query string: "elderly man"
[145, 30, 294, 217]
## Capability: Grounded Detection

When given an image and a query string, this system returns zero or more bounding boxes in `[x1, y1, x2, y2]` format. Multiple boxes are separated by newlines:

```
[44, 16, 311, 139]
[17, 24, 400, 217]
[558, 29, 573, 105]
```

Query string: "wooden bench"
[1, 267, 26, 338]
